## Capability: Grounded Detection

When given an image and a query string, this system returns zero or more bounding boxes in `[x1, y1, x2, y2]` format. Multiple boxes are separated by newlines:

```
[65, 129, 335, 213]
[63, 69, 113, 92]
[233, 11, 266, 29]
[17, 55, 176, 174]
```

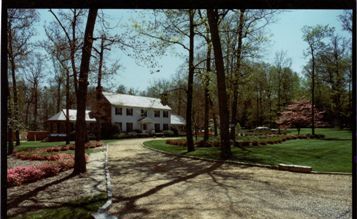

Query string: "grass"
[286, 128, 352, 140]
[13, 141, 104, 155]
[15, 141, 74, 151]
[9, 193, 107, 219]
[144, 128, 352, 173]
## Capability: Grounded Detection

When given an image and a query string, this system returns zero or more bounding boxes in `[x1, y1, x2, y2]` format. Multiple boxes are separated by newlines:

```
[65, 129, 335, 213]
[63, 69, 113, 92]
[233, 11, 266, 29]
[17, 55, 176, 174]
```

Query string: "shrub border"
[166, 134, 326, 148]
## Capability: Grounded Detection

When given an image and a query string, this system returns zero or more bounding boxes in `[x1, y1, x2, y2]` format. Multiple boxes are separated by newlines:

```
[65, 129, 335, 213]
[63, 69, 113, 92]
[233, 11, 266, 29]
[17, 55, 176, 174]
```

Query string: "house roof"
[171, 114, 186, 125]
[102, 92, 171, 110]
[47, 109, 96, 122]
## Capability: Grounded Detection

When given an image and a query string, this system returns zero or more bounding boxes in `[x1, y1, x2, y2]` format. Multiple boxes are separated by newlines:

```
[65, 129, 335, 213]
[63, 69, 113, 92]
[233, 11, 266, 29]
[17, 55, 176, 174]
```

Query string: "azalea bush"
[7, 154, 88, 187]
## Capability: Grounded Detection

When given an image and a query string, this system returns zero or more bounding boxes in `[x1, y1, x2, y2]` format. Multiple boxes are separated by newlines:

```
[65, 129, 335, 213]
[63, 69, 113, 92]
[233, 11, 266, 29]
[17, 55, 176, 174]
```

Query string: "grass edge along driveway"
[143, 134, 351, 173]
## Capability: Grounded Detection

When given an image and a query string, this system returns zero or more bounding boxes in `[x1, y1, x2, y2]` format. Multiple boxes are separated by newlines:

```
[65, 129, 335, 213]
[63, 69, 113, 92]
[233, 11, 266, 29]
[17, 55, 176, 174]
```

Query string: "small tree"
[276, 100, 325, 135]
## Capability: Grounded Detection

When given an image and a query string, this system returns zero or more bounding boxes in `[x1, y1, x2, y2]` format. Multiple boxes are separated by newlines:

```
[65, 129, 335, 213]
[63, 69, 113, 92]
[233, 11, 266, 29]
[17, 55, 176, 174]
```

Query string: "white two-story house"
[102, 92, 172, 133]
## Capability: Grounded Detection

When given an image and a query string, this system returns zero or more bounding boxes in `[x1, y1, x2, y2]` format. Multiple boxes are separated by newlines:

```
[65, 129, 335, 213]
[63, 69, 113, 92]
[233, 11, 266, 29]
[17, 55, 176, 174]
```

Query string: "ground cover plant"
[146, 128, 351, 172]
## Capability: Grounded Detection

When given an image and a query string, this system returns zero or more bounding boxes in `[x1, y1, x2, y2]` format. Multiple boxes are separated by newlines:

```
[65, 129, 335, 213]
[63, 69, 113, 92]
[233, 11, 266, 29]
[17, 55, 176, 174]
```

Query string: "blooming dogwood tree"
[276, 100, 326, 135]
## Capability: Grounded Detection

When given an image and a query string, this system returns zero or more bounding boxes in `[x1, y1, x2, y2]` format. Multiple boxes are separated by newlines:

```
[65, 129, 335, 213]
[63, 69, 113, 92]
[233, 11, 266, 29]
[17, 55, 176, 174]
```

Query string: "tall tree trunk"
[333, 47, 342, 129]
[311, 49, 315, 135]
[56, 79, 61, 112]
[348, 67, 352, 128]
[96, 35, 105, 141]
[3, 10, 9, 215]
[207, 9, 231, 159]
[178, 89, 182, 116]
[65, 68, 70, 144]
[8, 25, 20, 146]
[71, 9, 78, 96]
[203, 34, 211, 145]
[7, 93, 14, 155]
[256, 88, 259, 126]
[186, 9, 195, 152]
[25, 99, 31, 128]
[73, 9, 98, 175]
[213, 112, 218, 136]
[230, 9, 245, 144]
[33, 85, 38, 131]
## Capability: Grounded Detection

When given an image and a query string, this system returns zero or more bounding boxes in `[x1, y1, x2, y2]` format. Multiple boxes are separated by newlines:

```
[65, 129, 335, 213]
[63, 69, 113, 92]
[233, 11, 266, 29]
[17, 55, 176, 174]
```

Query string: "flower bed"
[165, 134, 320, 148]
[14, 141, 102, 161]
[165, 139, 187, 146]
[8, 153, 89, 187]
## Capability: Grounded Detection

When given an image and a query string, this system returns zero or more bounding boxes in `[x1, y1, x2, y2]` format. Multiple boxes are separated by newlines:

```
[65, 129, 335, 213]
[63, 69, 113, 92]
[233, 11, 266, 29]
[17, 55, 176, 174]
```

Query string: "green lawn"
[9, 193, 107, 219]
[286, 128, 352, 140]
[144, 128, 352, 173]
[15, 141, 74, 151]
[13, 141, 104, 155]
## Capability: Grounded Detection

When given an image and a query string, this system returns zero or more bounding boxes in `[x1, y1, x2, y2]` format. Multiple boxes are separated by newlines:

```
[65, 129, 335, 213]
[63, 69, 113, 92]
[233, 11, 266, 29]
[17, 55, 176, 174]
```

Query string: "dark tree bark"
[207, 9, 231, 159]
[65, 67, 70, 144]
[7, 92, 14, 155]
[202, 20, 212, 145]
[178, 88, 182, 116]
[230, 9, 245, 144]
[33, 83, 39, 130]
[8, 22, 20, 146]
[306, 56, 316, 134]
[25, 101, 31, 128]
[203, 42, 211, 145]
[73, 9, 98, 175]
[186, 9, 195, 152]
[95, 35, 105, 141]
[56, 78, 61, 112]
[213, 112, 218, 137]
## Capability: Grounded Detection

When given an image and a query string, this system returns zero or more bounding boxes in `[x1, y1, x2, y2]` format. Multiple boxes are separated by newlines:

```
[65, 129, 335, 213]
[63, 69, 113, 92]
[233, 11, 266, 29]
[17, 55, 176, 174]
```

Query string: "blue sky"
[34, 9, 351, 92]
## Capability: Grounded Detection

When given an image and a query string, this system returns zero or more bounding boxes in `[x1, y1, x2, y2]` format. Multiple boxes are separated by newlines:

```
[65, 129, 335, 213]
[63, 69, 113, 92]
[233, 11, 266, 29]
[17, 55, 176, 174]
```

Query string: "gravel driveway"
[107, 138, 352, 219]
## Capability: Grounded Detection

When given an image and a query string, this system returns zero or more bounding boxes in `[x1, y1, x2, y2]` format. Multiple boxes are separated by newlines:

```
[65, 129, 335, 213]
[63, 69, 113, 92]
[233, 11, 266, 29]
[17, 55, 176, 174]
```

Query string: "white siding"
[111, 106, 171, 132]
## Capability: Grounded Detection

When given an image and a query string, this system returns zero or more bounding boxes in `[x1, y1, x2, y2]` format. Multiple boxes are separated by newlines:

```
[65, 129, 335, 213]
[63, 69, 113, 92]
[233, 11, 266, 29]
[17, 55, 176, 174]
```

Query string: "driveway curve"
[107, 138, 351, 219]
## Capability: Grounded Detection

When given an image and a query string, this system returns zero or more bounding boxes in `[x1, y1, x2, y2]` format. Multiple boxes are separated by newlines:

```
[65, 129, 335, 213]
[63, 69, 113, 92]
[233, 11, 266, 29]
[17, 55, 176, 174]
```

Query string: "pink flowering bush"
[7, 165, 45, 187]
[8, 154, 88, 187]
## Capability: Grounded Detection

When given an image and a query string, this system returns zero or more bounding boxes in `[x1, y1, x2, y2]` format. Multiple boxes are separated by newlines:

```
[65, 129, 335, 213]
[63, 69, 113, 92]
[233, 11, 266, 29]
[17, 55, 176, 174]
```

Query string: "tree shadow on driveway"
[108, 147, 258, 218]
[110, 158, 225, 217]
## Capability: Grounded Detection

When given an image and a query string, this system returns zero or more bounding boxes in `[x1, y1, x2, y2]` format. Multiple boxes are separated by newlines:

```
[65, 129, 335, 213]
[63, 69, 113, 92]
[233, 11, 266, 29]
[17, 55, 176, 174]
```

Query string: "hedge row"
[237, 134, 325, 147]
